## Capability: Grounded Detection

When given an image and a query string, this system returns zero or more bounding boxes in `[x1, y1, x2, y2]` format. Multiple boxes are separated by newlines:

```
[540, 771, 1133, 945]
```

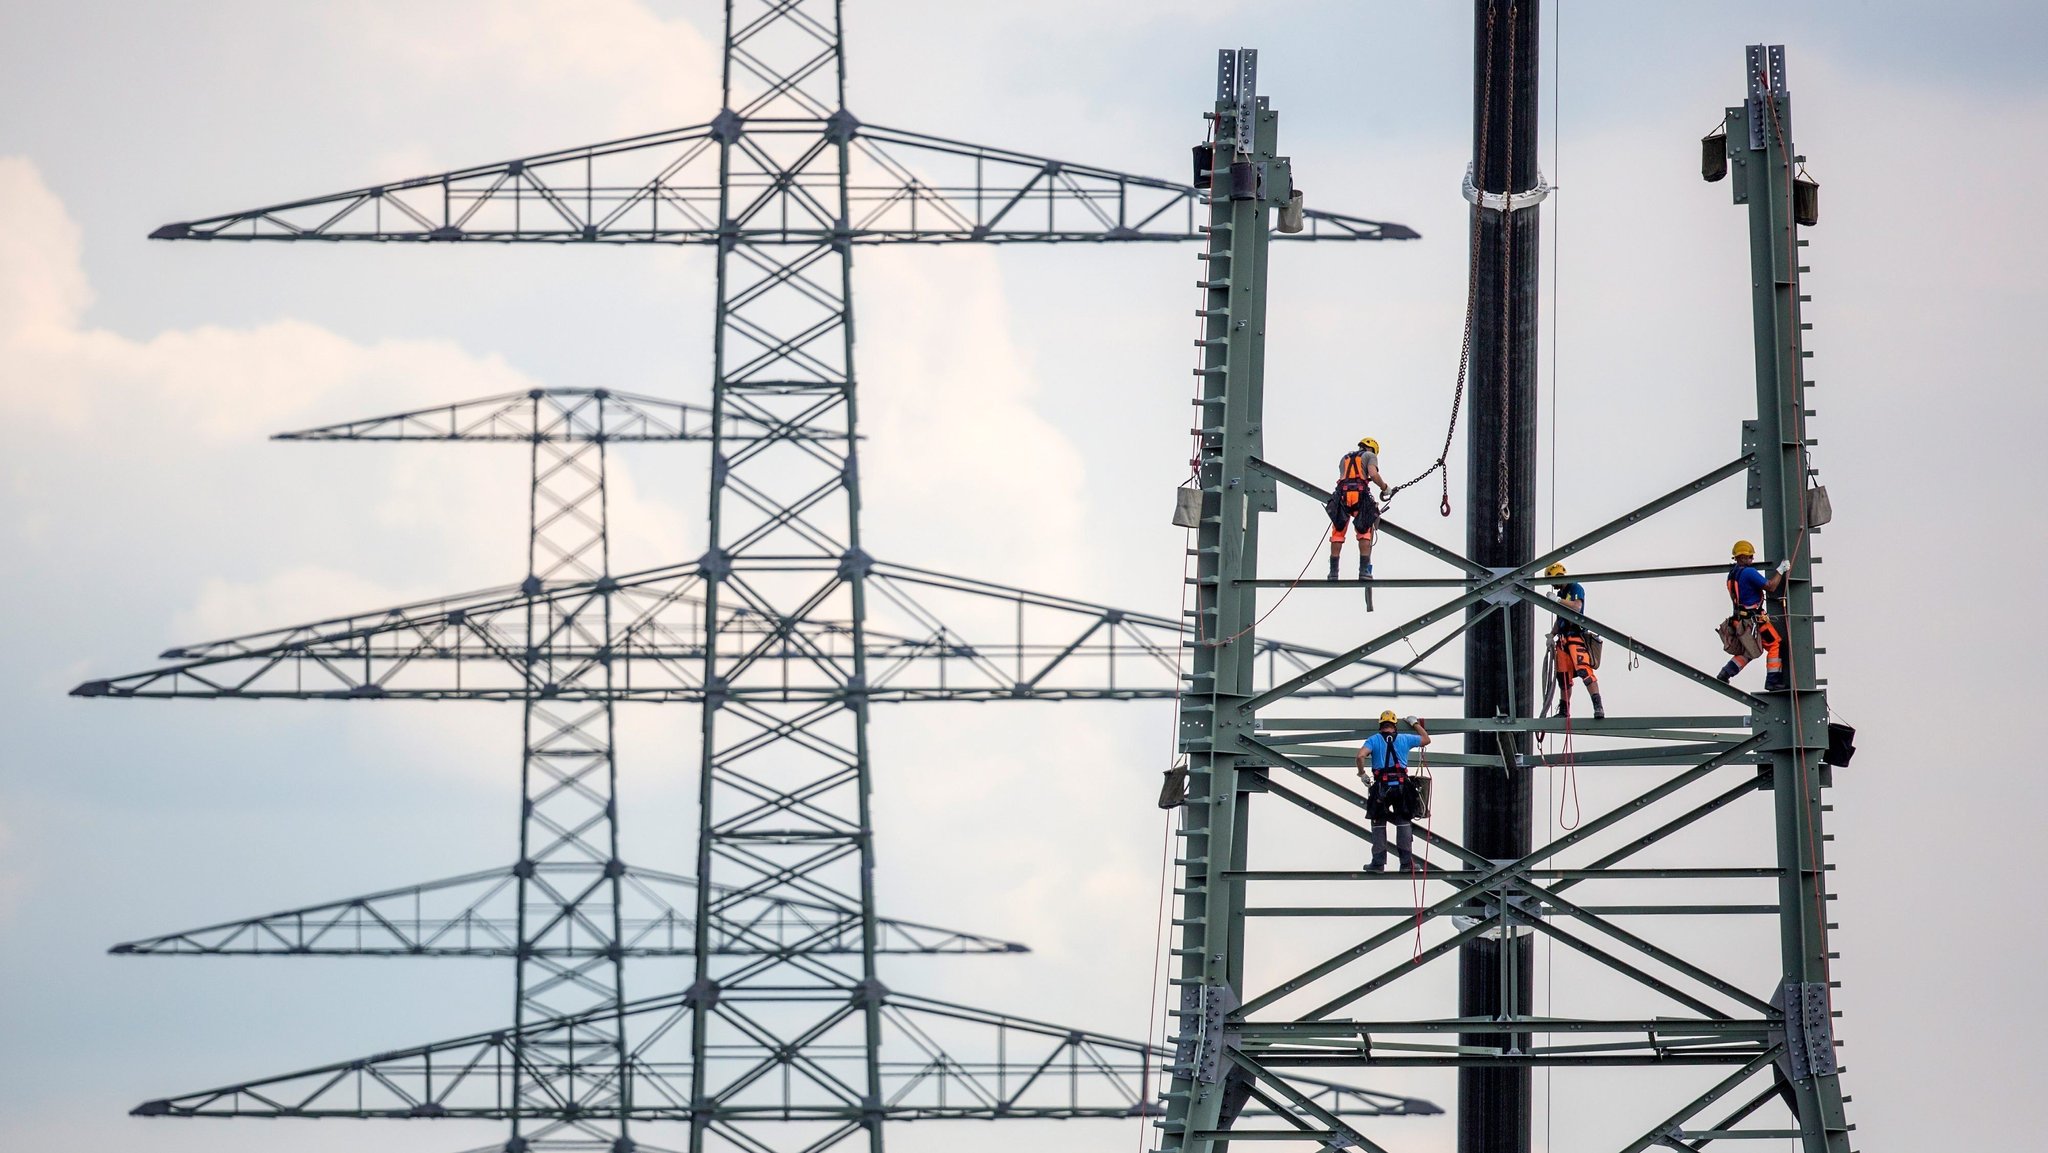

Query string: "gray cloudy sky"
[3, 1, 2045, 1150]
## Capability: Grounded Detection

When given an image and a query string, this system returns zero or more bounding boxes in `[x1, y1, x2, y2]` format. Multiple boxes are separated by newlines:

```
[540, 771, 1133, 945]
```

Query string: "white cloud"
[858, 246, 1093, 590]
[0, 154, 695, 632]
[352, 0, 722, 156]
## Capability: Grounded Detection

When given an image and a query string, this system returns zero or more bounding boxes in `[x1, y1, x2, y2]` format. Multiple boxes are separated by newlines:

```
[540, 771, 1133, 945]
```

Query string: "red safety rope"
[1557, 703, 1581, 831]
[1410, 741, 1434, 961]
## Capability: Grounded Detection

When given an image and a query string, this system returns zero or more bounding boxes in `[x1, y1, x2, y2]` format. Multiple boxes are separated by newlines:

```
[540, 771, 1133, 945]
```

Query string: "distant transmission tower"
[112, 388, 1034, 1153]
[81, 5, 1455, 1153]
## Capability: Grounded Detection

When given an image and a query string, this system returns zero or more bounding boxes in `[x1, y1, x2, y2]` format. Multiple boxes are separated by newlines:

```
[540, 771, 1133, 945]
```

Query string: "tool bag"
[1369, 766, 1429, 823]
[1408, 770, 1433, 821]
[1157, 765, 1189, 809]
[1585, 635, 1604, 670]
[1716, 616, 1763, 659]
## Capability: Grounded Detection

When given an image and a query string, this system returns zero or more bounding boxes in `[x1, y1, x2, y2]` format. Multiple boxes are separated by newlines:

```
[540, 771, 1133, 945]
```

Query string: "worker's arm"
[1355, 744, 1370, 776]
[1406, 716, 1431, 749]
[1367, 461, 1391, 498]
[1764, 559, 1790, 594]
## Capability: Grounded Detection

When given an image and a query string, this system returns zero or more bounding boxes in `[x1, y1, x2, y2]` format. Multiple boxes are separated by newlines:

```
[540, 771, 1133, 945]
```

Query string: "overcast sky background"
[3, 1, 2045, 1150]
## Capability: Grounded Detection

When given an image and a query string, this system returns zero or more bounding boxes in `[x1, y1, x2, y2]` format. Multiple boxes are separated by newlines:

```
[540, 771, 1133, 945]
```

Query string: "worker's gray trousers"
[1369, 821, 1414, 871]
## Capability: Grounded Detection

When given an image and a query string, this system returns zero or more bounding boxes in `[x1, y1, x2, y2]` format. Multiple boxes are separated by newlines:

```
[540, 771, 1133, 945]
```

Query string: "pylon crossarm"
[114, 859, 1028, 958]
[153, 117, 1417, 246]
[126, 978, 1421, 1121]
[76, 556, 1458, 701]
[273, 388, 832, 444]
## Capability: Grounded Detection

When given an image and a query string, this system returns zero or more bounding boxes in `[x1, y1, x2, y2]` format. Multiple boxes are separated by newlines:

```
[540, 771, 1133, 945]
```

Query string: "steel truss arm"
[130, 988, 1437, 1122]
[72, 558, 1460, 703]
[110, 864, 1026, 957]
[273, 387, 823, 444]
[152, 120, 1415, 247]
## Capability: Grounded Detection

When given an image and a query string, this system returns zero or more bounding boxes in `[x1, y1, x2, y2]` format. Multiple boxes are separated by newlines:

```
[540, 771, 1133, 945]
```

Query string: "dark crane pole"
[1460, 3, 1542, 1152]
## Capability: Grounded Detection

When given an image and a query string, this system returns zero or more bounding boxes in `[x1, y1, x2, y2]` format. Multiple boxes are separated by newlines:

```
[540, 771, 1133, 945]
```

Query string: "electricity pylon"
[1156, 45, 1854, 1153]
[110, 388, 1030, 1153]
[80, 4, 1454, 1152]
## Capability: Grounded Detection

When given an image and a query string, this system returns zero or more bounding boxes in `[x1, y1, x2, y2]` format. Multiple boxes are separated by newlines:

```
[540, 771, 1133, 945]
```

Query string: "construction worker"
[1327, 436, 1392, 581]
[1354, 710, 1430, 872]
[1545, 563, 1604, 720]
[1717, 540, 1789, 691]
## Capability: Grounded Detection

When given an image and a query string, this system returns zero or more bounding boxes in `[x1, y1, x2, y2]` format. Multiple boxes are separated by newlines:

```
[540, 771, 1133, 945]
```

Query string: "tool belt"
[1554, 629, 1603, 670]
[1367, 767, 1427, 823]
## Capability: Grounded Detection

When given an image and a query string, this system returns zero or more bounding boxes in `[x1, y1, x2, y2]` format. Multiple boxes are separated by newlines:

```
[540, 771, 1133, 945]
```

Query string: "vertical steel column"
[1724, 45, 1851, 1153]
[689, 3, 883, 1150]
[1158, 49, 1290, 1153]
[510, 393, 631, 1151]
[1460, 3, 1540, 1152]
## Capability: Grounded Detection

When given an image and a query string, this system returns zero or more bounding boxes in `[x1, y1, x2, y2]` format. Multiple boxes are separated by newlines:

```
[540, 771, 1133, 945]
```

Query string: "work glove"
[1775, 559, 1791, 575]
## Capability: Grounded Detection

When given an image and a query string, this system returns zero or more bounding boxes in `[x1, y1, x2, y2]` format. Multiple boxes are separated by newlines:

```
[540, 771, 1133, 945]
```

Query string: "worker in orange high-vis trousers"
[1717, 539, 1789, 692]
[1545, 563, 1605, 719]
[1327, 436, 1392, 581]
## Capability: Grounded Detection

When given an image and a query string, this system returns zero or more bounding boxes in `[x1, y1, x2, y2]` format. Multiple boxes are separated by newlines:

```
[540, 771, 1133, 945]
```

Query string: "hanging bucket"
[1794, 171, 1820, 225]
[1701, 125, 1728, 183]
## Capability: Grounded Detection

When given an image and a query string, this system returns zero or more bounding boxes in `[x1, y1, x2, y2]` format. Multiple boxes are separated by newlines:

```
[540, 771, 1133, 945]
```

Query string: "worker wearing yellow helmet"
[1542, 563, 1604, 719]
[1327, 435, 1393, 581]
[1717, 540, 1790, 691]
[1354, 710, 1431, 872]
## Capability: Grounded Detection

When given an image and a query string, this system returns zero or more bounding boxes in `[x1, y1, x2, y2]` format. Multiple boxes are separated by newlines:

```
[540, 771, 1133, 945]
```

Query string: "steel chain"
[1383, 2, 1498, 521]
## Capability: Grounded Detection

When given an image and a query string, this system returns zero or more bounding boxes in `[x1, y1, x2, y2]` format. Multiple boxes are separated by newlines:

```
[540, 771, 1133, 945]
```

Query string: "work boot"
[1590, 692, 1606, 720]
[1358, 558, 1372, 580]
[1716, 660, 1739, 683]
[1327, 558, 1340, 581]
[1763, 671, 1788, 692]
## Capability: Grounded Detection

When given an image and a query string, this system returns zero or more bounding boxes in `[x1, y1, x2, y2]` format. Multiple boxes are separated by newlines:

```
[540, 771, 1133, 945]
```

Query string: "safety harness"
[1726, 562, 1767, 619]
[1367, 733, 1418, 823]
[1336, 450, 1372, 509]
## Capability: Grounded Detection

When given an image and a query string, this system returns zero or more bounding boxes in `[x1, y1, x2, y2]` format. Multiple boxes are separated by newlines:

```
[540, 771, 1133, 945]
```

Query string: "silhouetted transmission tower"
[79, 7, 1456, 1153]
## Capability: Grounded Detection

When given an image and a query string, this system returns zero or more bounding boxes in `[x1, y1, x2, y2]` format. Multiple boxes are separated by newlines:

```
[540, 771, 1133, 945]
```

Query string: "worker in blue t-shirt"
[1544, 563, 1604, 719]
[1717, 539, 1789, 691]
[1354, 710, 1431, 872]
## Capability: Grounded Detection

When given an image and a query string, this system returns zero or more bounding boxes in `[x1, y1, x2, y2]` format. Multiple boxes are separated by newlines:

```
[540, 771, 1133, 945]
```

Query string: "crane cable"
[1381, 2, 1504, 521]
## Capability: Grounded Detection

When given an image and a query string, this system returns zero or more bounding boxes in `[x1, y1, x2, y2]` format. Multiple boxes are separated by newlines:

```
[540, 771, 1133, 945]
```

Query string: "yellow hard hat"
[1378, 710, 1399, 725]
[1544, 562, 1567, 579]
[1731, 539, 1757, 559]
[1359, 436, 1380, 454]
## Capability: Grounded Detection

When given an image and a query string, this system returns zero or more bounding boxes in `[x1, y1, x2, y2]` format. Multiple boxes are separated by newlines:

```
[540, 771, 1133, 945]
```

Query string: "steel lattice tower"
[79, 6, 1459, 1153]
[1154, 44, 1855, 1153]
